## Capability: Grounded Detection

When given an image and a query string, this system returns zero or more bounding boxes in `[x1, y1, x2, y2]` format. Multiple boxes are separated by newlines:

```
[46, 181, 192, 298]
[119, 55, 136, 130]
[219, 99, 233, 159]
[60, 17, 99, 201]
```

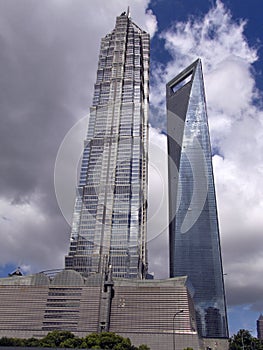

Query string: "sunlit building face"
[65, 12, 149, 279]
[167, 59, 228, 338]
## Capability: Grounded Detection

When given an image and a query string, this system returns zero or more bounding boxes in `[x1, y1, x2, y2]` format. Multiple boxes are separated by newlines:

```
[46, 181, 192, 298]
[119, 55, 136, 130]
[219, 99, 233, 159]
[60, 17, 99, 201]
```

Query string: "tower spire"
[127, 6, 130, 18]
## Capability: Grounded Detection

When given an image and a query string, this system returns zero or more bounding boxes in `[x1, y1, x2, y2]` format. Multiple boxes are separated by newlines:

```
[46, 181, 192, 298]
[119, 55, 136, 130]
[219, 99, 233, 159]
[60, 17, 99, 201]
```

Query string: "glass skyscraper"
[65, 11, 149, 279]
[167, 59, 228, 338]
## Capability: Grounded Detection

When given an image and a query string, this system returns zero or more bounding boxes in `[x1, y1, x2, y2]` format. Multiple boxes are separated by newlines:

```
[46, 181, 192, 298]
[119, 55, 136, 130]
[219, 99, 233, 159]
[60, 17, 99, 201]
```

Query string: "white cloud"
[150, 0, 258, 112]
[150, 0, 263, 310]
[0, 1, 156, 276]
[161, 0, 257, 70]
[1, 0, 263, 317]
[144, 9, 158, 37]
[0, 196, 66, 273]
[147, 127, 169, 277]
[206, 57, 256, 115]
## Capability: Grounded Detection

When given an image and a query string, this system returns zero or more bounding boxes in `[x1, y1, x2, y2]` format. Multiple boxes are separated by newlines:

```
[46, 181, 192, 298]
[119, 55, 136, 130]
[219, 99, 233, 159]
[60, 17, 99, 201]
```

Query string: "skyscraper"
[166, 59, 228, 338]
[65, 11, 149, 279]
[257, 314, 263, 339]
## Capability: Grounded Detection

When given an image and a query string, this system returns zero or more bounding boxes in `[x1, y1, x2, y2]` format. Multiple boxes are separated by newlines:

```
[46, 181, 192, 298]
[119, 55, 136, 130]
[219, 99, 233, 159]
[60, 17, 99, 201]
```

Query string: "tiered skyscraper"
[167, 59, 228, 338]
[65, 10, 149, 279]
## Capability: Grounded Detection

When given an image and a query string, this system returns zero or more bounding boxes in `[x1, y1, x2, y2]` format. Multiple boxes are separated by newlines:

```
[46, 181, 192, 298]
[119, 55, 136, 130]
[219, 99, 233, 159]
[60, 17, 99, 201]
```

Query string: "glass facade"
[65, 12, 149, 279]
[167, 59, 228, 338]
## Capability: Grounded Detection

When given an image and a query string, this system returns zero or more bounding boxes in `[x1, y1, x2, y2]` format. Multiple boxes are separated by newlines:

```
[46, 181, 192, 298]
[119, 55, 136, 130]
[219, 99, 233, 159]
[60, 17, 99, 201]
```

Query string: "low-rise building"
[0, 270, 201, 350]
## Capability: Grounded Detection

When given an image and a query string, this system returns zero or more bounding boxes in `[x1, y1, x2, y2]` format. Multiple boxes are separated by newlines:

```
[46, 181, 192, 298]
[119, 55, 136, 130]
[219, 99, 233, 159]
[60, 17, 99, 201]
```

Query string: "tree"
[83, 332, 100, 348]
[138, 345, 151, 350]
[0, 331, 150, 349]
[39, 330, 75, 347]
[82, 332, 149, 350]
[0, 337, 24, 347]
[24, 337, 41, 347]
[60, 337, 83, 348]
[0, 337, 15, 346]
[229, 329, 263, 350]
[83, 332, 133, 349]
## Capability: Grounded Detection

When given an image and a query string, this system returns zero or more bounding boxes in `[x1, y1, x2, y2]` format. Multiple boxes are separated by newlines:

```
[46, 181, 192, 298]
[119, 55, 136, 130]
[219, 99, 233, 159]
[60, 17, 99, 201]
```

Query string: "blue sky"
[146, 0, 263, 336]
[150, 0, 263, 91]
[0, 0, 263, 338]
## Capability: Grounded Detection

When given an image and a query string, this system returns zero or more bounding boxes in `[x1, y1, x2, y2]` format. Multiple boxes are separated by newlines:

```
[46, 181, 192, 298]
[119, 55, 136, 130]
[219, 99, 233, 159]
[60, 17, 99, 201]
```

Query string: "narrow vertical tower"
[167, 59, 228, 338]
[257, 315, 263, 339]
[65, 12, 149, 279]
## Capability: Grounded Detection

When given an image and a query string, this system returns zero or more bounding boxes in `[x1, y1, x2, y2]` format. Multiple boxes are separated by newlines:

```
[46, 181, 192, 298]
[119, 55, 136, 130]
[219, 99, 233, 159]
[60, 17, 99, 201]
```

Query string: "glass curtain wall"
[65, 12, 149, 279]
[167, 59, 228, 338]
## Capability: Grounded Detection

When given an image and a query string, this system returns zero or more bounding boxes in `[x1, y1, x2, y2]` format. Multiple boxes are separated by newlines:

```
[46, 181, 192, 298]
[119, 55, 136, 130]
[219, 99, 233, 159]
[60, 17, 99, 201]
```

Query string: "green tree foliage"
[83, 332, 133, 349]
[23, 337, 41, 347]
[229, 329, 263, 350]
[60, 337, 84, 348]
[39, 330, 75, 347]
[0, 336, 24, 346]
[137, 345, 150, 350]
[0, 330, 150, 349]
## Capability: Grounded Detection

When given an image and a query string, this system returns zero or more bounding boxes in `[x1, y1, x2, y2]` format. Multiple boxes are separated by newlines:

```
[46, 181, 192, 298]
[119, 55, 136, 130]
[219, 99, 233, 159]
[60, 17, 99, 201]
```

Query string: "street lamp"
[173, 309, 184, 350]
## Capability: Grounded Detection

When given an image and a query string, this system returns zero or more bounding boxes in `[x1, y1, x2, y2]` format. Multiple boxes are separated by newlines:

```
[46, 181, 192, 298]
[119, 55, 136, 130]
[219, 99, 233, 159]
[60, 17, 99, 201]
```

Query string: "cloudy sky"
[0, 0, 263, 336]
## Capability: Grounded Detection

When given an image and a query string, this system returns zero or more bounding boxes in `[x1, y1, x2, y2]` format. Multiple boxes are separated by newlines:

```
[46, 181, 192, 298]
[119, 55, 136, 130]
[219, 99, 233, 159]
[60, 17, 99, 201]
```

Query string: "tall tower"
[65, 12, 149, 279]
[166, 59, 228, 338]
[257, 315, 263, 339]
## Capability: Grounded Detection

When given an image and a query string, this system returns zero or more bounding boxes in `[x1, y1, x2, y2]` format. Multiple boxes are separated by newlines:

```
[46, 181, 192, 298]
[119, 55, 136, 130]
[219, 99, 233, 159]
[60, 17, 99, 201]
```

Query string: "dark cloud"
[148, 231, 169, 278]
[2, 1, 263, 330]
[0, 0, 153, 274]
[0, 1, 102, 272]
[0, 2, 93, 202]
